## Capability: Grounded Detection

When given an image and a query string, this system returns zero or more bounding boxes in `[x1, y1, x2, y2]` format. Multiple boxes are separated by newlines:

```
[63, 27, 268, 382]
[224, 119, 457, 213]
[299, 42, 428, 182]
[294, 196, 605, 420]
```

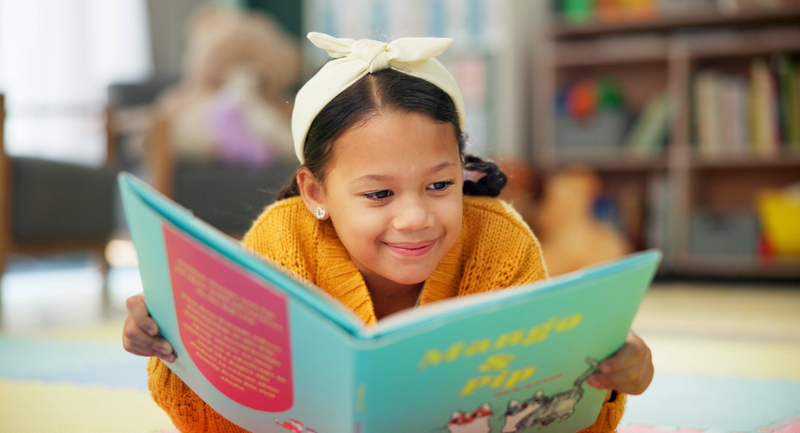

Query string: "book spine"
[790, 63, 800, 149]
[719, 76, 737, 156]
[695, 72, 722, 157]
[751, 59, 777, 157]
[647, 174, 670, 255]
[732, 77, 749, 156]
[778, 55, 793, 150]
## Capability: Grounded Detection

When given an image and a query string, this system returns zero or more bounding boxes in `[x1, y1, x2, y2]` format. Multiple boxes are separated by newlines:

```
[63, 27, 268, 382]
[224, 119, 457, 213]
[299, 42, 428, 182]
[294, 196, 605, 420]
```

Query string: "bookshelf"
[553, 4, 800, 38]
[534, 2, 800, 279]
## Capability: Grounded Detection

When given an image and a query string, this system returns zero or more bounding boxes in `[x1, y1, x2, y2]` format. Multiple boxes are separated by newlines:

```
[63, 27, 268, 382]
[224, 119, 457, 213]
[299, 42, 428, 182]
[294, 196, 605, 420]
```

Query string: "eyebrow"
[353, 162, 457, 183]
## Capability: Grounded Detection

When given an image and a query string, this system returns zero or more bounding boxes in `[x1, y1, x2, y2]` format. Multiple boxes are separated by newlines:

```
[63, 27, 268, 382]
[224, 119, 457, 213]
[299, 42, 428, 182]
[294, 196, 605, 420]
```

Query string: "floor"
[624, 283, 800, 433]
[0, 255, 799, 432]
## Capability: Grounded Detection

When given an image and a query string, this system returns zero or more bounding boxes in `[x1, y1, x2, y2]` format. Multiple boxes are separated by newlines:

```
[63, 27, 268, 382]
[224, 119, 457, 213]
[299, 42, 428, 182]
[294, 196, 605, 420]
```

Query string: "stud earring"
[315, 207, 326, 220]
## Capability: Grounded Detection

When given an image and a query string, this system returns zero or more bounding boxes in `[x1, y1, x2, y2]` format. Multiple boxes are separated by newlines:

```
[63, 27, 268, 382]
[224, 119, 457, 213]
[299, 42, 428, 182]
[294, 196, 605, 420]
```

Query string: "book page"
[164, 222, 293, 412]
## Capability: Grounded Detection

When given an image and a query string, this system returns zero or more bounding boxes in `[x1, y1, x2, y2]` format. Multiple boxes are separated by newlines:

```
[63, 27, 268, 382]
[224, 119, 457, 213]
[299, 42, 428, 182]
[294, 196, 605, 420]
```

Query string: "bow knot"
[351, 39, 390, 73]
[306, 32, 454, 73]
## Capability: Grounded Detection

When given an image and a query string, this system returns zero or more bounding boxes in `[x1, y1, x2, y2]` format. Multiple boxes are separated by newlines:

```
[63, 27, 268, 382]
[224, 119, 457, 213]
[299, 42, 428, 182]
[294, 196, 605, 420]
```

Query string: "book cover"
[120, 173, 661, 433]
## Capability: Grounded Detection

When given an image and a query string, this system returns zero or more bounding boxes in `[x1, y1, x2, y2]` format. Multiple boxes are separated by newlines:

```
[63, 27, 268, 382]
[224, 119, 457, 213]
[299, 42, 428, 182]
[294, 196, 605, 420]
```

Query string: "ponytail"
[277, 170, 301, 200]
[462, 154, 507, 197]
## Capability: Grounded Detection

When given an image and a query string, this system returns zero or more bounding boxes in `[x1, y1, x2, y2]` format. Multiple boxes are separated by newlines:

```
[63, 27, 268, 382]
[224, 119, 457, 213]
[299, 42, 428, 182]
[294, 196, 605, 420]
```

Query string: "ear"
[296, 167, 328, 220]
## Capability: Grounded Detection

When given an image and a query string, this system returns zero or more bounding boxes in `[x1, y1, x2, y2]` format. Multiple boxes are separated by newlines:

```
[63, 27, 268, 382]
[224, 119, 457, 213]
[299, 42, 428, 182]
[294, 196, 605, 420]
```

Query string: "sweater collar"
[315, 219, 464, 325]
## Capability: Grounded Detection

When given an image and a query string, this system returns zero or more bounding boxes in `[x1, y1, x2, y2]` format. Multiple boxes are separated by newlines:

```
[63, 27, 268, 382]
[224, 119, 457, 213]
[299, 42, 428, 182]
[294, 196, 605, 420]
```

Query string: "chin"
[387, 266, 436, 286]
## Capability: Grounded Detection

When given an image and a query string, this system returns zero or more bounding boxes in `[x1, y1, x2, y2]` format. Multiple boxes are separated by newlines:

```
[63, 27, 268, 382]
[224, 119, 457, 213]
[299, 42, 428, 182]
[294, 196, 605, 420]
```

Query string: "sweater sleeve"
[579, 393, 627, 433]
[147, 357, 248, 433]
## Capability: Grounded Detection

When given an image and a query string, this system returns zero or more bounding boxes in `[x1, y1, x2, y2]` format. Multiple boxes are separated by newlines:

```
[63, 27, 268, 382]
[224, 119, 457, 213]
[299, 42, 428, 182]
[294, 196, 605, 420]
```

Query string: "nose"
[392, 195, 434, 232]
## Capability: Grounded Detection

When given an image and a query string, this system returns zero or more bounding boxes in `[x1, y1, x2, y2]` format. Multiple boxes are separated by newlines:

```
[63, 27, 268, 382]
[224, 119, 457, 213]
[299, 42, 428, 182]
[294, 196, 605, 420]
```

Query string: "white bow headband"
[291, 32, 467, 163]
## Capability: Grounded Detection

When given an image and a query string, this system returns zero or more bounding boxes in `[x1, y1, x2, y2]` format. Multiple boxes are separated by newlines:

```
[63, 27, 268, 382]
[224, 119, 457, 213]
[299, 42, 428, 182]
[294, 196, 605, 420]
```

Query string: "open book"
[120, 173, 661, 433]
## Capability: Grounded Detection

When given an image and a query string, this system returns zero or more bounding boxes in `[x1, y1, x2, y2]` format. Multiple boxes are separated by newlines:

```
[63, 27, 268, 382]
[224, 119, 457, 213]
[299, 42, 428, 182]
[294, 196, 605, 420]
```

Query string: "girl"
[123, 33, 653, 432]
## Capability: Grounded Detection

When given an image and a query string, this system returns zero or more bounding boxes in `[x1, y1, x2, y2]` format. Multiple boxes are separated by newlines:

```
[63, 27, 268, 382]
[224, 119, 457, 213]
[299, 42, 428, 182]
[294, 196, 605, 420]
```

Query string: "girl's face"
[310, 110, 463, 289]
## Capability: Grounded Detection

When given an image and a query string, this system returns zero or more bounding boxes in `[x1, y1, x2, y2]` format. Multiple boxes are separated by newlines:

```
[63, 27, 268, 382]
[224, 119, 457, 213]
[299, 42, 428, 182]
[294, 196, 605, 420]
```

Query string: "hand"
[587, 330, 653, 395]
[122, 293, 177, 363]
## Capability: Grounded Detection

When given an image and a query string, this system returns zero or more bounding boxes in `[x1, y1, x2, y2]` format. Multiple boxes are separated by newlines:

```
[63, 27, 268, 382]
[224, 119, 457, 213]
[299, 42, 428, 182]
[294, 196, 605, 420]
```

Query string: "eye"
[427, 181, 454, 191]
[363, 190, 393, 201]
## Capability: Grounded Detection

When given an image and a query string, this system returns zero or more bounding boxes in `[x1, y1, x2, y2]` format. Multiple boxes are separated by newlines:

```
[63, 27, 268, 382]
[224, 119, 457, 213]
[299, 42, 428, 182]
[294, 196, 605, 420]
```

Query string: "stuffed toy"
[534, 167, 631, 277]
[155, 4, 299, 165]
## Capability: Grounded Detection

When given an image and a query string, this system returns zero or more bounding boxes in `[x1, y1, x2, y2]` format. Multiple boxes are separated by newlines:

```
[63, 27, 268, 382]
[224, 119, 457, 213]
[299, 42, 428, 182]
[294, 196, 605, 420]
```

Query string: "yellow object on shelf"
[757, 188, 800, 255]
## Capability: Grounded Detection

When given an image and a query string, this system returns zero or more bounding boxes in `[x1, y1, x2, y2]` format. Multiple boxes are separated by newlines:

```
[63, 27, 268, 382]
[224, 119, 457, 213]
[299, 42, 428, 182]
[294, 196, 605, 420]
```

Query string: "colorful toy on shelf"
[558, 78, 625, 120]
[757, 185, 800, 256]
[560, 0, 658, 25]
[569, 80, 598, 119]
[561, 0, 596, 25]
[555, 78, 630, 150]
[596, 0, 657, 22]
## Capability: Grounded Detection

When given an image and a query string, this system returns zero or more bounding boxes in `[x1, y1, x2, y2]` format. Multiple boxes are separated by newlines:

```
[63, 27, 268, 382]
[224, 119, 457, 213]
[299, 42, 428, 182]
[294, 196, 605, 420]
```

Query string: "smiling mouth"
[382, 240, 438, 257]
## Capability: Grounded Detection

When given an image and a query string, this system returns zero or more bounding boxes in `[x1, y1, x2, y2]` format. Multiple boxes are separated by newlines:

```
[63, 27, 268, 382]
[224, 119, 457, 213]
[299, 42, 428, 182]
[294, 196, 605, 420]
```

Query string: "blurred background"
[0, 0, 799, 432]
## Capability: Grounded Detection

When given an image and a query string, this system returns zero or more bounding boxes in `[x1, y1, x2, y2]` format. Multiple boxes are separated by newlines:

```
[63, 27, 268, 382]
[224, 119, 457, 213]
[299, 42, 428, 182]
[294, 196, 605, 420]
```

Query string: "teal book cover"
[119, 173, 661, 433]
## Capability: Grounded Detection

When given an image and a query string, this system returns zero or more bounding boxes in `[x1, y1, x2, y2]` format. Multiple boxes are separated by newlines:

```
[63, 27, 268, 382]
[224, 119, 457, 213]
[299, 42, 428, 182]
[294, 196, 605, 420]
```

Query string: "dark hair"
[278, 69, 506, 199]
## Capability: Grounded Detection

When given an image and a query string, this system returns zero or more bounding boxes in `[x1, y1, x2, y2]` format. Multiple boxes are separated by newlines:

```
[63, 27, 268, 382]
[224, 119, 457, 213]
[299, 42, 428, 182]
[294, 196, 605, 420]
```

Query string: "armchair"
[0, 94, 116, 326]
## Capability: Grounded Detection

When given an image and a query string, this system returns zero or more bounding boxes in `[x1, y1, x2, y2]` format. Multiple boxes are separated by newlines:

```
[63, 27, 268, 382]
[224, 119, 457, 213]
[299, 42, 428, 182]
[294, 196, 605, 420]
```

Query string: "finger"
[125, 341, 158, 357]
[125, 339, 160, 356]
[598, 361, 643, 383]
[126, 340, 177, 363]
[595, 363, 650, 394]
[123, 320, 174, 356]
[125, 346, 153, 357]
[126, 294, 159, 337]
[587, 374, 609, 390]
[601, 338, 646, 373]
[123, 316, 158, 347]
[148, 337, 175, 356]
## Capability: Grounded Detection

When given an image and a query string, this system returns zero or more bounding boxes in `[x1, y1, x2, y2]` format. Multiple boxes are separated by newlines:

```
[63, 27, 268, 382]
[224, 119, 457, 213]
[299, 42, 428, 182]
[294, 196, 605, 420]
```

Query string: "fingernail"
[589, 377, 606, 389]
[147, 328, 157, 336]
[600, 364, 612, 373]
[159, 345, 172, 355]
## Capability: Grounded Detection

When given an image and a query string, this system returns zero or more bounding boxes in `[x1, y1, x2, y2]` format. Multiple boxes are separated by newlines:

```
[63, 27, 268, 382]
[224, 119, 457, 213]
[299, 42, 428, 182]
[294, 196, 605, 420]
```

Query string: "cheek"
[329, 201, 389, 250]
[436, 194, 463, 239]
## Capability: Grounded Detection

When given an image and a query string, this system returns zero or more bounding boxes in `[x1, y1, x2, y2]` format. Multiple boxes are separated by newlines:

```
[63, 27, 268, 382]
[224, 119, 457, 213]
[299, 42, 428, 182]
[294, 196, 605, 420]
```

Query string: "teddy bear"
[154, 4, 300, 166]
[533, 166, 631, 277]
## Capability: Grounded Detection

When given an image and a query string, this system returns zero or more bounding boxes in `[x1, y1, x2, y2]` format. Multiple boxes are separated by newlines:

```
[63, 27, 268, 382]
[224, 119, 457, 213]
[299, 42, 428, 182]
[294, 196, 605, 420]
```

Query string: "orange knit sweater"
[148, 195, 626, 432]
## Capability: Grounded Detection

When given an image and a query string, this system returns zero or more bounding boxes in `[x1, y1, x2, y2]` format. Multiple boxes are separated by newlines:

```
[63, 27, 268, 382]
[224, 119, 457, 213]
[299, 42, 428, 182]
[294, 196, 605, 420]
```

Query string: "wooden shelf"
[672, 255, 800, 278]
[553, 6, 800, 38]
[551, 153, 667, 172]
[555, 36, 668, 67]
[553, 28, 800, 68]
[681, 28, 800, 59]
[691, 153, 800, 169]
